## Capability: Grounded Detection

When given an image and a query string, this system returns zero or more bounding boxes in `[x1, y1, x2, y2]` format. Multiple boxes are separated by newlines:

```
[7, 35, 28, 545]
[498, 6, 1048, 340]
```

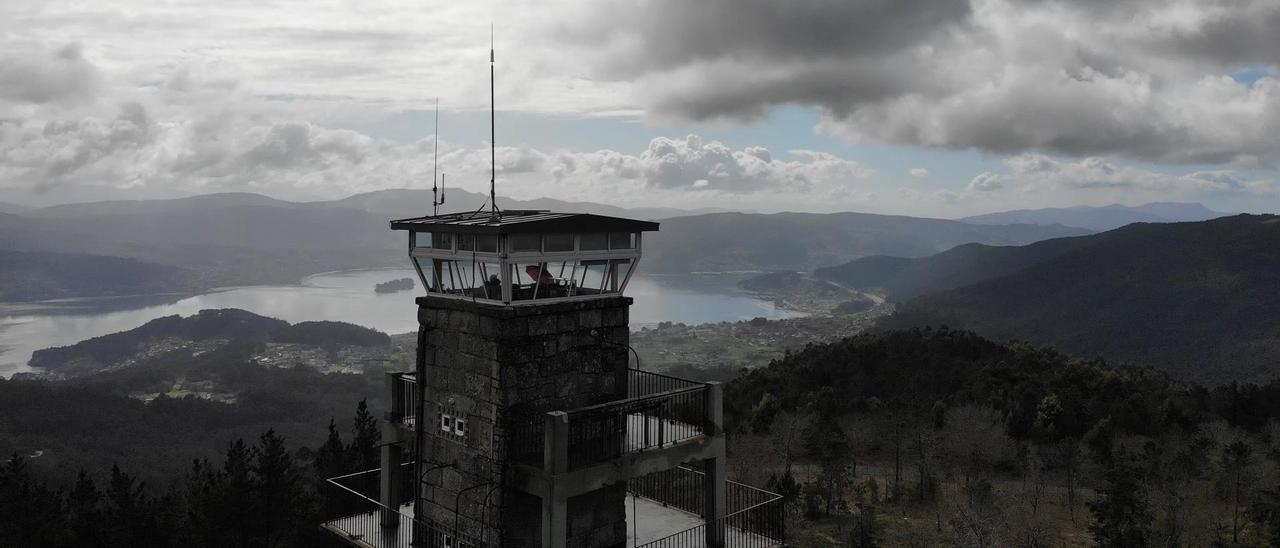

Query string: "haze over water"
[0, 269, 798, 378]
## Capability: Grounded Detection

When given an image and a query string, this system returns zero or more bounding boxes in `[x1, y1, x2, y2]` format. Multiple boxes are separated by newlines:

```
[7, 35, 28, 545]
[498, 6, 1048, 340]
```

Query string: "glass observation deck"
[390, 210, 660, 305]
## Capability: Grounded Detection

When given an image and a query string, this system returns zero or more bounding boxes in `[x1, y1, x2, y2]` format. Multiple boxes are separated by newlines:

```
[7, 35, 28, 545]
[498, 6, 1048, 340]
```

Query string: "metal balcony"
[320, 463, 784, 548]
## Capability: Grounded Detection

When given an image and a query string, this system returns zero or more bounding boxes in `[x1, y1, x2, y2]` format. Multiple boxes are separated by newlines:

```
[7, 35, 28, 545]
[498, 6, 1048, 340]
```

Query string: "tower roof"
[389, 210, 660, 235]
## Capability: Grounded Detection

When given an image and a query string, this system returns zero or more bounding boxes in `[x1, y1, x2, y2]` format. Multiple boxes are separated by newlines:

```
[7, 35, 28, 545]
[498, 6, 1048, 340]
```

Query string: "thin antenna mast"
[432, 98, 441, 216]
[488, 25, 498, 219]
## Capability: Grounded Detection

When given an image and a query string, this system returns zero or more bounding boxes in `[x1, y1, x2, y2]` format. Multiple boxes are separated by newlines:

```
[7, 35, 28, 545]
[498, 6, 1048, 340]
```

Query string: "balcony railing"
[629, 465, 785, 548]
[508, 369, 712, 470]
[322, 463, 490, 548]
[323, 463, 784, 548]
[392, 372, 418, 427]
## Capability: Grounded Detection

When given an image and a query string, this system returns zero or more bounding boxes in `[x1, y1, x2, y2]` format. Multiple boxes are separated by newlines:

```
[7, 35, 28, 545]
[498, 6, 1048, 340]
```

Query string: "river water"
[0, 269, 798, 378]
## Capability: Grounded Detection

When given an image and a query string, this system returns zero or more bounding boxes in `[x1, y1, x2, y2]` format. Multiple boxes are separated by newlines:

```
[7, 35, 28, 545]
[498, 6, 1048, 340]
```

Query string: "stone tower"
[394, 211, 656, 548]
[320, 210, 784, 548]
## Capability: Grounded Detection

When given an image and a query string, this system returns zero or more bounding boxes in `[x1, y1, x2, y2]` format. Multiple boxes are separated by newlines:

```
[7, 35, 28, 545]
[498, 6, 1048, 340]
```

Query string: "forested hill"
[0, 249, 206, 301]
[29, 309, 391, 374]
[882, 214, 1280, 384]
[812, 235, 1092, 301]
[643, 211, 1088, 273]
[726, 327, 1191, 441]
[724, 328, 1280, 546]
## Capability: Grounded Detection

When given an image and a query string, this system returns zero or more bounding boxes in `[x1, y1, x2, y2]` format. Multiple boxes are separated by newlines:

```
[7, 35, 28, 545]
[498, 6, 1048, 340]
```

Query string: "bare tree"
[769, 410, 812, 477]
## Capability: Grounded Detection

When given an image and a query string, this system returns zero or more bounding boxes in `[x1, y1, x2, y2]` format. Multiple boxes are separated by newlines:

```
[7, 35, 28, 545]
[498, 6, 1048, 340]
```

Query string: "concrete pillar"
[381, 373, 405, 528]
[541, 412, 569, 548]
[704, 382, 727, 547]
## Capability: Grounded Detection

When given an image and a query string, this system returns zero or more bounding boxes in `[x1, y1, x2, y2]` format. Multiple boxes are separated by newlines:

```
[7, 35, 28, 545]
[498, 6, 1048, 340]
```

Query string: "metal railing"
[322, 464, 415, 548]
[322, 463, 489, 548]
[565, 384, 707, 470]
[507, 370, 711, 470]
[628, 368, 704, 398]
[392, 372, 418, 427]
[629, 465, 786, 548]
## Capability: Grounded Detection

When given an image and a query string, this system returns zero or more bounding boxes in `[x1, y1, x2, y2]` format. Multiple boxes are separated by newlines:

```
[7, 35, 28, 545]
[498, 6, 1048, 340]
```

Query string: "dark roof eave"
[388, 213, 660, 234]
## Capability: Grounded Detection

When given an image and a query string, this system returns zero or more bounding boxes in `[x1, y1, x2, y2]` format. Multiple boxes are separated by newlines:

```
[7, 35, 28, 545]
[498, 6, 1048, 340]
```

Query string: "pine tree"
[316, 418, 348, 479]
[104, 465, 148, 547]
[218, 439, 256, 548]
[67, 470, 106, 548]
[349, 399, 380, 472]
[0, 454, 65, 547]
[254, 429, 306, 548]
[179, 458, 220, 548]
[1088, 455, 1153, 548]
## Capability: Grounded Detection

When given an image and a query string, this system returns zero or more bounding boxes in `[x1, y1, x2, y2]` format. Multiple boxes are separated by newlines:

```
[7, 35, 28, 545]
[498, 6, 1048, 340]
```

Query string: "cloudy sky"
[2, 0, 1279, 217]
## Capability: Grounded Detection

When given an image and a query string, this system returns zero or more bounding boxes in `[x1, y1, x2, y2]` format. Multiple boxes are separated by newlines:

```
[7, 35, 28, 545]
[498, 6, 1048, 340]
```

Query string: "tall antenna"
[489, 24, 498, 219]
[431, 98, 442, 216]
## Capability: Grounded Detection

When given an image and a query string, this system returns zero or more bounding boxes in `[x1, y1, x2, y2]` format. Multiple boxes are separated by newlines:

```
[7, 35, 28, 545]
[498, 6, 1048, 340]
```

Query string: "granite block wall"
[414, 296, 631, 548]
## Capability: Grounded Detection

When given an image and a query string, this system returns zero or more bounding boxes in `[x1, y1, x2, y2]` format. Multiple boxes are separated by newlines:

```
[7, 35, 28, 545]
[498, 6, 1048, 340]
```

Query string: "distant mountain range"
[644, 212, 1088, 273]
[959, 202, 1225, 231]
[313, 188, 727, 221]
[0, 191, 1090, 301]
[876, 215, 1280, 384]
[0, 202, 29, 215]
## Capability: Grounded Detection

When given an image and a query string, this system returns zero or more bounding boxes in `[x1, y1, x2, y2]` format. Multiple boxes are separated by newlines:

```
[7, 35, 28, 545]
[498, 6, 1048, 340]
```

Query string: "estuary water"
[0, 269, 798, 377]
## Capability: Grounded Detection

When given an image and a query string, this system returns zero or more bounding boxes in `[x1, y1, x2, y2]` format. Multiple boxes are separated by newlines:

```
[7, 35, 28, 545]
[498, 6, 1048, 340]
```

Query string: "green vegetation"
[1, 342, 390, 482]
[632, 315, 878, 372]
[0, 402, 380, 548]
[374, 277, 415, 293]
[724, 327, 1280, 546]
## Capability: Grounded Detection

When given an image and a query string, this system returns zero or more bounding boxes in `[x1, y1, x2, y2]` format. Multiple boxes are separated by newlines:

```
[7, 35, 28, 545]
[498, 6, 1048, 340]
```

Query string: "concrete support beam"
[703, 382, 727, 547]
[381, 373, 405, 528]
[541, 411, 570, 548]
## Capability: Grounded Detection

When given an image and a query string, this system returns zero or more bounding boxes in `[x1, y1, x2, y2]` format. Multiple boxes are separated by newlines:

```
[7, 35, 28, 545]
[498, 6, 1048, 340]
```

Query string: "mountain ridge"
[882, 214, 1280, 384]
[959, 201, 1224, 231]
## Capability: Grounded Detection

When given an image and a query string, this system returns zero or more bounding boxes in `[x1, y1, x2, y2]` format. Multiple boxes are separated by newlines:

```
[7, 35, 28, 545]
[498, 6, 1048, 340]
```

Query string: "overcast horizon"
[3, 0, 1280, 217]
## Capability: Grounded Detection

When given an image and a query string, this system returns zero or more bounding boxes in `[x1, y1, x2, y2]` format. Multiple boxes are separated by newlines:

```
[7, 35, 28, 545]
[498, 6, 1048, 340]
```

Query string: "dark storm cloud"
[565, 0, 1280, 165]
[0, 43, 101, 104]
[563, 0, 970, 74]
[1157, 3, 1280, 66]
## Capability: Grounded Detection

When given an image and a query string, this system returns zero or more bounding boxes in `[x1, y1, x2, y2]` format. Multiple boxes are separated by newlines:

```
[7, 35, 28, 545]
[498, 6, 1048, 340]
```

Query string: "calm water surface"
[0, 269, 797, 377]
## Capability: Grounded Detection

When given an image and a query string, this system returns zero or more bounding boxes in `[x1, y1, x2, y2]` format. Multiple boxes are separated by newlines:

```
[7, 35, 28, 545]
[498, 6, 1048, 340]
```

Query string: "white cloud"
[0, 98, 872, 202]
[909, 167, 928, 178]
[967, 172, 1003, 192]
[972, 154, 1278, 197]
[545, 135, 872, 193]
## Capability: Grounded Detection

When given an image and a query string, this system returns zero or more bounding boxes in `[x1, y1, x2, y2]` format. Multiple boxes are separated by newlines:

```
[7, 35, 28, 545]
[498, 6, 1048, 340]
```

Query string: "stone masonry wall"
[415, 296, 631, 548]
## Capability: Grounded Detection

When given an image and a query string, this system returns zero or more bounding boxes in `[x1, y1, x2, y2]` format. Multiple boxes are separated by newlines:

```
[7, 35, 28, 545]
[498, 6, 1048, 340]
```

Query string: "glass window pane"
[510, 234, 541, 252]
[414, 258, 438, 293]
[414, 232, 432, 248]
[456, 235, 474, 251]
[433, 232, 453, 250]
[544, 233, 574, 252]
[578, 259, 609, 293]
[609, 232, 636, 250]
[609, 258, 633, 292]
[476, 235, 498, 253]
[580, 233, 607, 251]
